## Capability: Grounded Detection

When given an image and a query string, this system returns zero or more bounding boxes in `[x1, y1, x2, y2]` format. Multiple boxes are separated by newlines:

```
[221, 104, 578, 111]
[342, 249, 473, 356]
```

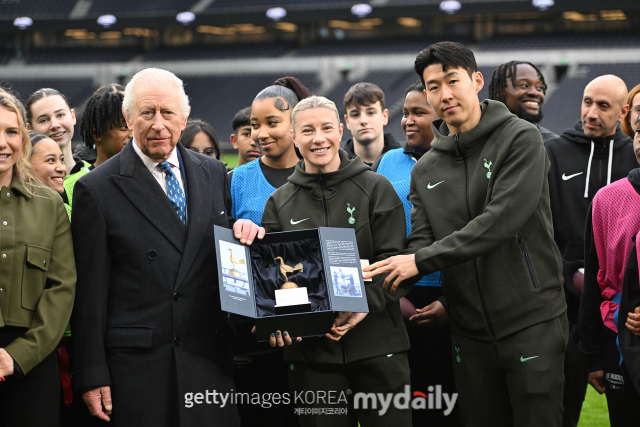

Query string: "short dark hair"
[414, 41, 478, 88]
[405, 79, 425, 96]
[80, 91, 126, 150]
[231, 106, 251, 134]
[26, 88, 72, 124]
[344, 82, 385, 112]
[179, 119, 221, 160]
[94, 83, 125, 95]
[487, 61, 547, 103]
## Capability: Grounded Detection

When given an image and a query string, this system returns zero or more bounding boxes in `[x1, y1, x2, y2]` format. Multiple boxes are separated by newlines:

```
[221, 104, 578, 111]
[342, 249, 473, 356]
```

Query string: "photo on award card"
[330, 267, 363, 298]
[219, 240, 250, 296]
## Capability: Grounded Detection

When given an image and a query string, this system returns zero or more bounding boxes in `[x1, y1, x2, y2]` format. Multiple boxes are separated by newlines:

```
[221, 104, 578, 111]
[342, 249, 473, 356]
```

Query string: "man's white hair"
[122, 68, 190, 120]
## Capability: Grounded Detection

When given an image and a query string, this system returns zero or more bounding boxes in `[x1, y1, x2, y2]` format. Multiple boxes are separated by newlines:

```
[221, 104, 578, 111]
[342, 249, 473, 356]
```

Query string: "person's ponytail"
[273, 76, 312, 103]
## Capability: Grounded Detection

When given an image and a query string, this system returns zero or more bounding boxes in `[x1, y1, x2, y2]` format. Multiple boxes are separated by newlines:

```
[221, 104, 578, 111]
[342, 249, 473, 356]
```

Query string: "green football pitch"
[222, 152, 611, 426]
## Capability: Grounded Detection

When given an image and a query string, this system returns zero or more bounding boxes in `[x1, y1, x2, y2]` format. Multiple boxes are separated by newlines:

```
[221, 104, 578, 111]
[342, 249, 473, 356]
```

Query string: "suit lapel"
[174, 144, 213, 290]
[112, 141, 187, 253]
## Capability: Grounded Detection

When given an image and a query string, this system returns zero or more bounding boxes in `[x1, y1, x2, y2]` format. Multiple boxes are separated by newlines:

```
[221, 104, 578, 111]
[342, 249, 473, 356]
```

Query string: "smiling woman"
[25, 88, 77, 171]
[0, 88, 76, 426]
[29, 131, 67, 196]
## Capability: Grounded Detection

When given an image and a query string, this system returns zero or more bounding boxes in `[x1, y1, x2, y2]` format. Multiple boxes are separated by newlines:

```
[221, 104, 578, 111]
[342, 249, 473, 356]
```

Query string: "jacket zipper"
[455, 134, 498, 346]
[517, 234, 540, 291]
[318, 174, 329, 227]
[319, 173, 345, 361]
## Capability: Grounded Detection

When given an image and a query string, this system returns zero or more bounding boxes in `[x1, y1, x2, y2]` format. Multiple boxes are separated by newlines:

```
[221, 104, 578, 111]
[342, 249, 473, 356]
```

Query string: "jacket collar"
[10, 176, 35, 199]
[431, 100, 515, 158]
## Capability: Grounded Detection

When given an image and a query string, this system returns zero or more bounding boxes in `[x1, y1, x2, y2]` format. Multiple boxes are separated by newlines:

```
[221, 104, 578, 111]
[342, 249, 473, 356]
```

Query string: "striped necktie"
[157, 161, 186, 226]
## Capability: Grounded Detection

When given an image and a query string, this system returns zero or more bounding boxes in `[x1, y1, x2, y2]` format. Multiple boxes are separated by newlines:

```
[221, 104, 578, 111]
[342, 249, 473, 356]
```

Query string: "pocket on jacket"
[105, 326, 154, 349]
[21, 245, 51, 311]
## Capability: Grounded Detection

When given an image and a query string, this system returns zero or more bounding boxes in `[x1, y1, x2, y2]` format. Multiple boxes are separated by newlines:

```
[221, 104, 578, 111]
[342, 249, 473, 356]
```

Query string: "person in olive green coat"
[0, 88, 76, 425]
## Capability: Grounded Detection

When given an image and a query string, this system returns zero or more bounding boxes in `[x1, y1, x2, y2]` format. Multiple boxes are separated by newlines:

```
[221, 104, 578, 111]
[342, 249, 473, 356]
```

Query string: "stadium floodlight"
[97, 15, 117, 28]
[532, 0, 554, 10]
[176, 11, 196, 25]
[266, 7, 287, 21]
[351, 4, 373, 18]
[439, 0, 461, 14]
[13, 17, 33, 30]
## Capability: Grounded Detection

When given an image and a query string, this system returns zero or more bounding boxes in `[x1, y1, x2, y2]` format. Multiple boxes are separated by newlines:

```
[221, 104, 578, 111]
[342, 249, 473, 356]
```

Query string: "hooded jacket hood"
[287, 149, 370, 199]
[430, 100, 516, 157]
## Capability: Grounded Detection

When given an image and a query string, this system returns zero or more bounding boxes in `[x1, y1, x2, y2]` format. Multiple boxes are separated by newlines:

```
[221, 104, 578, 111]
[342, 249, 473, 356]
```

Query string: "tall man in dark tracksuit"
[545, 74, 633, 427]
[365, 41, 568, 427]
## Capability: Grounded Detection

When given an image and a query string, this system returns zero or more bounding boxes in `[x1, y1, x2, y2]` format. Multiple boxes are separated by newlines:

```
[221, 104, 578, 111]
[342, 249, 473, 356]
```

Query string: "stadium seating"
[143, 43, 295, 62]
[294, 37, 469, 57]
[179, 73, 321, 143]
[27, 47, 142, 64]
[479, 32, 640, 51]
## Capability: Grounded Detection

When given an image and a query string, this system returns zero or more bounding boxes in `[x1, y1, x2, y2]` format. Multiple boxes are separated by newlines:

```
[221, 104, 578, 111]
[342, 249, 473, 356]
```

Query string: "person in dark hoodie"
[544, 74, 634, 427]
[262, 95, 412, 426]
[487, 61, 558, 142]
[580, 113, 640, 426]
[364, 41, 567, 427]
[373, 80, 460, 427]
[341, 82, 401, 165]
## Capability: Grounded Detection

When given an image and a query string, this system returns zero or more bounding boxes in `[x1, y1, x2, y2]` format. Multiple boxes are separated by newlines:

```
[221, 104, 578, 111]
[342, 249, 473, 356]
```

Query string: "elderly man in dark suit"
[70, 67, 263, 426]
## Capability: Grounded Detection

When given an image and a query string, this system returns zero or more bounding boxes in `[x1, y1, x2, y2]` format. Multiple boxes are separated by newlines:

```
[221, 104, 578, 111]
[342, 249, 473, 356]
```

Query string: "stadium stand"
[479, 31, 640, 50]
[180, 72, 321, 142]
[143, 43, 296, 62]
[0, 78, 96, 110]
[27, 47, 142, 64]
[294, 37, 470, 57]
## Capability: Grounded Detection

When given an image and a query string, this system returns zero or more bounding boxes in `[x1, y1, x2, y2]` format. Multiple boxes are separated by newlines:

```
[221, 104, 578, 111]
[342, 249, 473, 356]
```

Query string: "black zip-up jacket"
[406, 100, 566, 342]
[262, 150, 411, 364]
[580, 168, 640, 374]
[545, 121, 636, 322]
[341, 133, 401, 166]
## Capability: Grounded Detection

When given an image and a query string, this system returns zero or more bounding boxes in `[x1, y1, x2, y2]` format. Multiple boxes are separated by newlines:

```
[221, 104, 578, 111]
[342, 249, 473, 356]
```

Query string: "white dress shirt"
[132, 139, 185, 195]
[132, 140, 188, 221]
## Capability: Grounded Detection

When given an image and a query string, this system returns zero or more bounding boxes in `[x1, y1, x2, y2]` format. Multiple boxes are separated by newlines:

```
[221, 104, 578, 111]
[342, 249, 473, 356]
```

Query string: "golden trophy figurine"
[228, 248, 245, 277]
[274, 256, 303, 289]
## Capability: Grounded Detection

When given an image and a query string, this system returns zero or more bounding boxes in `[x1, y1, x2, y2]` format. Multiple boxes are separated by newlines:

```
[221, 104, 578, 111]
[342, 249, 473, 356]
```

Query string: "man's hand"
[362, 254, 419, 292]
[410, 300, 449, 328]
[0, 348, 14, 377]
[587, 371, 606, 394]
[82, 386, 113, 422]
[326, 312, 367, 341]
[233, 219, 265, 245]
[626, 306, 640, 336]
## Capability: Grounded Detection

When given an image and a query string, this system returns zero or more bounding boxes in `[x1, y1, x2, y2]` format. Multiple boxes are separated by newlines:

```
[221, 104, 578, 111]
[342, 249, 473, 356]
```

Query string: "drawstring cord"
[584, 141, 595, 198]
[607, 139, 614, 185]
[584, 139, 615, 198]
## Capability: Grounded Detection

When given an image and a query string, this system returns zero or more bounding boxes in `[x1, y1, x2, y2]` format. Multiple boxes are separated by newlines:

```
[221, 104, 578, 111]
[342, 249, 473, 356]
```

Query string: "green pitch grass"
[221, 153, 240, 169]
[578, 386, 609, 427]
[222, 151, 612, 426]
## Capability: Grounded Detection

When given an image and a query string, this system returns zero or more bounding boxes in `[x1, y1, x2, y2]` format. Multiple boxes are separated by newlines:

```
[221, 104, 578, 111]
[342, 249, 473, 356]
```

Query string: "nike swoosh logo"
[427, 180, 445, 189]
[562, 172, 583, 181]
[520, 355, 539, 362]
[290, 218, 309, 225]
